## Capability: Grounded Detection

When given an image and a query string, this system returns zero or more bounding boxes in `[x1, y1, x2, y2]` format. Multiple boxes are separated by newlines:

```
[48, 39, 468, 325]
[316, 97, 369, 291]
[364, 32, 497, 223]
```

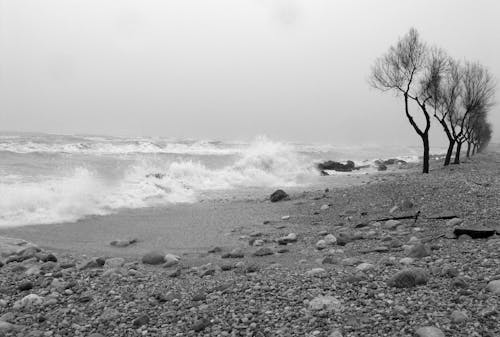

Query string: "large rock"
[415, 326, 445, 337]
[104, 257, 125, 269]
[317, 160, 355, 172]
[253, 247, 273, 257]
[270, 190, 289, 202]
[308, 295, 342, 312]
[277, 233, 297, 245]
[453, 227, 496, 239]
[387, 268, 429, 288]
[141, 251, 165, 265]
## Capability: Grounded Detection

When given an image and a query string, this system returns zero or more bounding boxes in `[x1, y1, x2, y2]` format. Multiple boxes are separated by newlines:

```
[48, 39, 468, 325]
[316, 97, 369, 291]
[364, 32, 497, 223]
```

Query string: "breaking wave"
[0, 137, 314, 227]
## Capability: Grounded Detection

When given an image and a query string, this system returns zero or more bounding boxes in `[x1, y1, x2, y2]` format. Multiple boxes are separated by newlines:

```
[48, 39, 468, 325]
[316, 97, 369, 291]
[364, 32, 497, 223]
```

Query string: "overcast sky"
[1, 0, 499, 146]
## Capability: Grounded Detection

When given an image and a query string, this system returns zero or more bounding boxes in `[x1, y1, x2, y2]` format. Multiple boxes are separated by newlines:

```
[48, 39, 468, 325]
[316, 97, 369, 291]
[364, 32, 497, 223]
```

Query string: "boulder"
[277, 233, 297, 245]
[387, 268, 429, 288]
[317, 160, 355, 172]
[315, 240, 327, 250]
[324, 234, 337, 245]
[450, 310, 468, 323]
[221, 248, 244, 259]
[104, 257, 125, 269]
[270, 190, 289, 202]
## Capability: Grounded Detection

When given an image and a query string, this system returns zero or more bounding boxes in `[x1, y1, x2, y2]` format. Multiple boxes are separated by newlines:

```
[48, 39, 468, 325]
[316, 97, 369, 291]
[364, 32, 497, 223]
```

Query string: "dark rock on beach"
[141, 251, 165, 265]
[270, 189, 289, 202]
[387, 268, 429, 288]
[453, 227, 496, 239]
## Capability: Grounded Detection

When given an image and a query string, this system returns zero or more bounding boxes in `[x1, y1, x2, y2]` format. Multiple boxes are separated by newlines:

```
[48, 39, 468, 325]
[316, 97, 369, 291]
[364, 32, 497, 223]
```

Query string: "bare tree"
[448, 61, 495, 164]
[369, 28, 433, 173]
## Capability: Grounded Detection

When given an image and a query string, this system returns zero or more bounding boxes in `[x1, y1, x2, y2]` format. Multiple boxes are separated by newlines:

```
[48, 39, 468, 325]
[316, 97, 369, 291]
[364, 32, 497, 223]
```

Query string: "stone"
[192, 318, 210, 332]
[356, 262, 374, 272]
[446, 218, 463, 226]
[450, 310, 468, 323]
[308, 295, 342, 312]
[270, 189, 289, 202]
[486, 280, 500, 294]
[17, 281, 34, 291]
[399, 257, 414, 265]
[387, 268, 429, 288]
[453, 227, 496, 239]
[0, 321, 21, 334]
[87, 334, 106, 337]
[141, 251, 165, 265]
[329, 329, 343, 337]
[208, 246, 223, 253]
[408, 243, 431, 259]
[110, 238, 137, 247]
[305, 268, 326, 276]
[253, 239, 264, 246]
[415, 326, 445, 337]
[13, 294, 44, 309]
[277, 233, 297, 245]
[104, 257, 125, 269]
[164, 254, 180, 266]
[253, 247, 273, 257]
[376, 163, 387, 171]
[320, 204, 330, 210]
[324, 234, 337, 245]
[78, 257, 104, 270]
[100, 308, 120, 322]
[221, 248, 244, 259]
[281, 215, 290, 220]
[315, 240, 327, 250]
[383, 220, 401, 230]
[321, 256, 338, 265]
[132, 314, 150, 328]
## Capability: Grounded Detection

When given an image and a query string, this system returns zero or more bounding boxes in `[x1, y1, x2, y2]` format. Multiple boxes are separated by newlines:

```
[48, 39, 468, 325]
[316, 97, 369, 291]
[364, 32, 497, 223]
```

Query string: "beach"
[0, 147, 499, 336]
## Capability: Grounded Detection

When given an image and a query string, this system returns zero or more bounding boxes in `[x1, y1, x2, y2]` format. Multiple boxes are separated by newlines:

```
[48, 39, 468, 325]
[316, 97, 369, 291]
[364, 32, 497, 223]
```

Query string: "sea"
[0, 132, 427, 227]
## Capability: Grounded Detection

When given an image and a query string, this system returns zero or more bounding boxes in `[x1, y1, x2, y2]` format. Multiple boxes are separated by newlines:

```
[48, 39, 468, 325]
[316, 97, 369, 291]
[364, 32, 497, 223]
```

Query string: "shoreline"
[0, 149, 498, 336]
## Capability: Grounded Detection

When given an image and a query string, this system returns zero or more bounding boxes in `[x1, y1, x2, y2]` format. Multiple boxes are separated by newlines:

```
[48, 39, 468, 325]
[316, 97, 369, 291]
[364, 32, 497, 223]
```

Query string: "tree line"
[369, 28, 495, 173]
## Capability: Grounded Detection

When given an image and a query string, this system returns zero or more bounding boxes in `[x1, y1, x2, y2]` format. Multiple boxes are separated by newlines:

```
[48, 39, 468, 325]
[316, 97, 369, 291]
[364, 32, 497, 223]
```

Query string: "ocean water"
[0, 132, 424, 227]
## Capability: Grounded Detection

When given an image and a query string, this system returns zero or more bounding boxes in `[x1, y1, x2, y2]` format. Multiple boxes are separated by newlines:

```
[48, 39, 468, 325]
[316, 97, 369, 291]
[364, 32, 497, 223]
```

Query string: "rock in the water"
[407, 243, 431, 259]
[453, 227, 496, 239]
[308, 295, 342, 312]
[387, 268, 429, 288]
[253, 247, 273, 257]
[13, 294, 44, 309]
[415, 326, 445, 337]
[141, 251, 165, 265]
[450, 310, 468, 323]
[270, 189, 289, 202]
[486, 280, 500, 294]
[132, 314, 150, 328]
[317, 160, 355, 172]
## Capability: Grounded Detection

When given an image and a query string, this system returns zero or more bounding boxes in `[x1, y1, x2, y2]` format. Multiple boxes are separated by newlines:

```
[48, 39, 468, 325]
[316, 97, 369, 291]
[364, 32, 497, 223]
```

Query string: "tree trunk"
[422, 133, 430, 174]
[472, 143, 477, 155]
[466, 142, 471, 158]
[444, 139, 454, 166]
[454, 142, 462, 164]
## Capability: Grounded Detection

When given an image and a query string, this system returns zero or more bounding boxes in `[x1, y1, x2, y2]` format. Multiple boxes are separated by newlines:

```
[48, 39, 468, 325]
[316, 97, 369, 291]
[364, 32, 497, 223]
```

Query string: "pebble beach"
[0, 148, 499, 337]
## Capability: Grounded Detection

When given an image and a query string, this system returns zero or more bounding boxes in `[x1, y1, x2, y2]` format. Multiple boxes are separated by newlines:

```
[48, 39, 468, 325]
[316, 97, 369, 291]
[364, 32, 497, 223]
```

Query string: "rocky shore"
[0, 150, 499, 337]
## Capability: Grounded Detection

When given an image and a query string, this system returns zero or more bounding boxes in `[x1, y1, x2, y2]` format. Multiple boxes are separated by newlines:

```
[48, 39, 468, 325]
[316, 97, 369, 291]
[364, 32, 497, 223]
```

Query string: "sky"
[1, 0, 499, 146]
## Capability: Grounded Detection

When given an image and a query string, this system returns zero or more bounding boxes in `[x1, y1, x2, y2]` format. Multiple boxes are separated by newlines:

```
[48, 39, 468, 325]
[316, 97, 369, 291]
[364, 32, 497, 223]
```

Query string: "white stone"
[308, 295, 342, 312]
[320, 204, 330, 210]
[356, 262, 375, 271]
[324, 234, 337, 245]
[104, 257, 125, 269]
[13, 294, 44, 309]
[383, 220, 401, 230]
[399, 257, 414, 265]
[415, 326, 445, 337]
[281, 215, 290, 220]
[305, 268, 326, 276]
[315, 240, 327, 250]
[486, 280, 500, 294]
